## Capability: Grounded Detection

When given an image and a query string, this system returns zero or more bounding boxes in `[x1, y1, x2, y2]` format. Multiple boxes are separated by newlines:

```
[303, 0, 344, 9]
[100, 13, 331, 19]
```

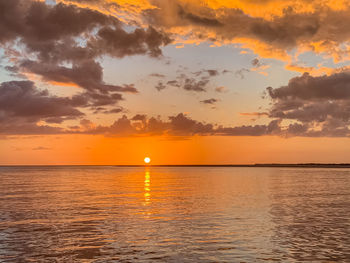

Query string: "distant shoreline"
[2, 164, 350, 168]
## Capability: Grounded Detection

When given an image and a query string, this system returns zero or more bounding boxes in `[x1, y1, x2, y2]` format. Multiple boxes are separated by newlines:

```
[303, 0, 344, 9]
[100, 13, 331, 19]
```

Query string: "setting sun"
[144, 157, 151, 164]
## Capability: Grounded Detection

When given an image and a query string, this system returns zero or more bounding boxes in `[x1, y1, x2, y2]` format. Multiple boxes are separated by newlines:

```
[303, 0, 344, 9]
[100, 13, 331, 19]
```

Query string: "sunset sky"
[2, 0, 350, 164]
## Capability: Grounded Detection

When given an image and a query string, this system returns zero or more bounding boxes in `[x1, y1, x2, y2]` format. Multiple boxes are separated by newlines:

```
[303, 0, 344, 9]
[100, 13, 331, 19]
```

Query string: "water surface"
[0, 167, 349, 262]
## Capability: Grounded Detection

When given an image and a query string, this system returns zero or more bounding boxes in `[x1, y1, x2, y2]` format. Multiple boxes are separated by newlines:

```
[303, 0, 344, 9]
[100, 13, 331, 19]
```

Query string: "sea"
[0, 166, 349, 262]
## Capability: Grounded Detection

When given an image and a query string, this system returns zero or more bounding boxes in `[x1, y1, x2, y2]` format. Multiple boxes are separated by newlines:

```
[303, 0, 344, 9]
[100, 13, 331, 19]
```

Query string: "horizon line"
[2, 163, 350, 168]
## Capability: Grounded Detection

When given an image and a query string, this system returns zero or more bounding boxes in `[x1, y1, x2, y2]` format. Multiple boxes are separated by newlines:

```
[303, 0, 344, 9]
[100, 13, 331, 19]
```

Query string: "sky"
[2, 0, 350, 164]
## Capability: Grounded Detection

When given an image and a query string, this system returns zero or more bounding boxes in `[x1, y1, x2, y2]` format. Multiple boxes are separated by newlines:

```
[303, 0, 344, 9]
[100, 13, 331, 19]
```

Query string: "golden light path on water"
[144, 169, 151, 205]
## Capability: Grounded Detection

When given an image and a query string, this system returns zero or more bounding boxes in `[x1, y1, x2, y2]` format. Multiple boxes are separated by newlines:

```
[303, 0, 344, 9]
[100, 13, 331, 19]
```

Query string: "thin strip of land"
[1, 164, 350, 168]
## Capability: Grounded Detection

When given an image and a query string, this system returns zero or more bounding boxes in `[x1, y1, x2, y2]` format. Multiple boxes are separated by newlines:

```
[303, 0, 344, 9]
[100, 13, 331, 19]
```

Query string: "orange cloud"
[285, 63, 350, 76]
[203, 0, 350, 19]
[39, 0, 350, 64]
[48, 81, 80, 88]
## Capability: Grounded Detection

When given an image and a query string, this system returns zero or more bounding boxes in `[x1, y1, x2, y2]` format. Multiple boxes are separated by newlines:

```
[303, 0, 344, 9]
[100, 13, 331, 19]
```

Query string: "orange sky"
[2, 135, 350, 165]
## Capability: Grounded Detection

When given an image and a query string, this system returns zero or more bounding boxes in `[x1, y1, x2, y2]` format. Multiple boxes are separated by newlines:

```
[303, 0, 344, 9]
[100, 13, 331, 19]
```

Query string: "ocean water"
[0, 166, 349, 262]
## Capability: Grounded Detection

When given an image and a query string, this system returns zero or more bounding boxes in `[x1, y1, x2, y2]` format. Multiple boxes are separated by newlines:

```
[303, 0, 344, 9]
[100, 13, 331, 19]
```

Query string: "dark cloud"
[155, 75, 211, 92]
[90, 26, 171, 58]
[0, 0, 175, 139]
[17, 59, 137, 109]
[240, 112, 269, 117]
[251, 58, 263, 68]
[155, 81, 166, 91]
[265, 71, 350, 137]
[149, 73, 165, 78]
[217, 119, 281, 136]
[86, 113, 283, 137]
[235, 68, 250, 79]
[167, 80, 181, 87]
[0, 80, 133, 135]
[205, 69, 220, 76]
[183, 78, 208, 92]
[173, 71, 212, 92]
[193, 69, 220, 77]
[0, 106, 285, 137]
[0, 0, 150, 114]
[132, 114, 147, 121]
[267, 72, 350, 100]
[168, 113, 214, 135]
[201, 98, 218, 104]
[178, 6, 223, 27]
[0, 0, 170, 59]
[0, 0, 170, 105]
[5, 100, 341, 137]
[92, 106, 124, 114]
[0, 81, 84, 122]
[234, 58, 268, 79]
[152, 68, 224, 92]
[20, 59, 137, 94]
[103, 107, 124, 114]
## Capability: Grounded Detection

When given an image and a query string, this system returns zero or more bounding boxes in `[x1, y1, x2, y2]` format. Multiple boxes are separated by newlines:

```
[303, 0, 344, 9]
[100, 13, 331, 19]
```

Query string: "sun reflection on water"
[143, 169, 151, 205]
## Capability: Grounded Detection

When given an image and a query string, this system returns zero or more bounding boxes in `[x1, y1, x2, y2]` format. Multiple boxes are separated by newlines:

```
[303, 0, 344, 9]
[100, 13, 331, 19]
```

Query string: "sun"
[144, 157, 151, 164]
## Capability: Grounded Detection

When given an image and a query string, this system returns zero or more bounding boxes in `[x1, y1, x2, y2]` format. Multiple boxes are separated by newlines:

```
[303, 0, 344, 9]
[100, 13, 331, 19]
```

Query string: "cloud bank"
[2, 0, 350, 138]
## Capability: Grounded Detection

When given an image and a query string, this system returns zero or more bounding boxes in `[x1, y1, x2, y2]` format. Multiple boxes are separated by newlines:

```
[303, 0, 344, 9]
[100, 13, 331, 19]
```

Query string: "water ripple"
[0, 166, 349, 262]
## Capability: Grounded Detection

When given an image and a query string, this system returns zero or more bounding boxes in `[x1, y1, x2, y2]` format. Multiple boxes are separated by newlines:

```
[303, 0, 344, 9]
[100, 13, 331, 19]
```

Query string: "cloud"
[267, 72, 350, 100]
[159, 77, 209, 92]
[0, 0, 170, 58]
[177, 6, 223, 27]
[155, 81, 166, 91]
[23, 0, 350, 63]
[235, 68, 250, 79]
[0, 81, 84, 123]
[217, 119, 282, 136]
[93, 106, 124, 114]
[0, 80, 129, 135]
[265, 70, 350, 137]
[143, 0, 350, 62]
[0, 0, 176, 118]
[0, 122, 65, 135]
[235, 58, 269, 78]
[153, 68, 224, 92]
[149, 73, 165, 78]
[182, 78, 208, 92]
[0, 109, 284, 137]
[201, 98, 218, 104]
[240, 112, 269, 117]
[205, 69, 220, 76]
[90, 26, 171, 58]
[20, 59, 138, 93]
[16, 59, 137, 109]
[83, 113, 283, 137]
[251, 58, 263, 68]
[215, 86, 229, 93]
[32, 146, 51, 151]
[104, 107, 124, 114]
[0, 0, 171, 96]
[132, 114, 147, 121]
[3, 103, 347, 137]
[3, 0, 350, 139]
